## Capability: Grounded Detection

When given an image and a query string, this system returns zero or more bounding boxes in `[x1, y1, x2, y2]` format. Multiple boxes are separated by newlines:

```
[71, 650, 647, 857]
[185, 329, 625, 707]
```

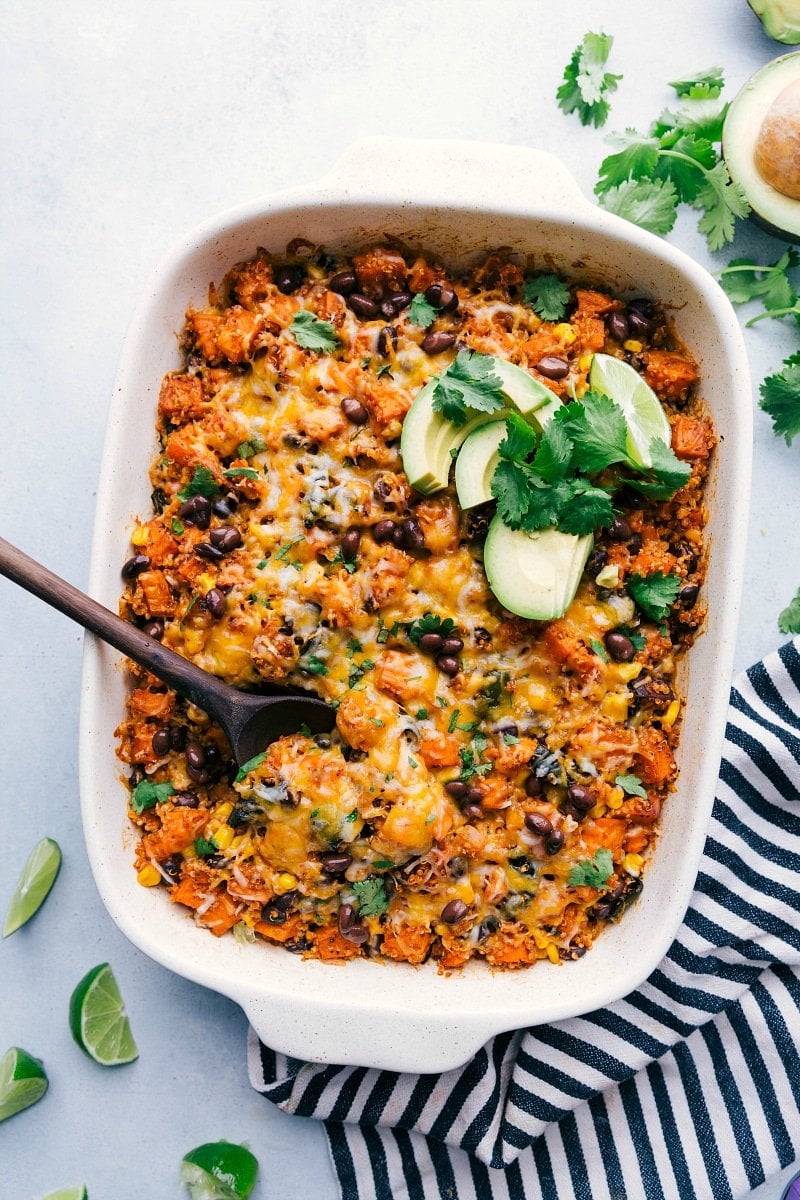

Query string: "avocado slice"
[723, 51, 800, 241]
[749, 0, 800, 43]
[400, 357, 558, 494]
[454, 421, 507, 509]
[483, 516, 593, 622]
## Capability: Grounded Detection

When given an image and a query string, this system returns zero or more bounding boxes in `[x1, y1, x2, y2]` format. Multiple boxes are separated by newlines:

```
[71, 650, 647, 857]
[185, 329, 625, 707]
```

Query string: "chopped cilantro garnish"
[627, 571, 682, 622]
[131, 780, 174, 813]
[615, 773, 648, 798]
[407, 612, 458, 646]
[407, 293, 438, 328]
[290, 309, 340, 352]
[194, 836, 219, 858]
[177, 465, 220, 502]
[523, 274, 570, 321]
[224, 466, 259, 480]
[299, 723, 312, 738]
[171, 518, 185, 536]
[235, 751, 267, 782]
[431, 351, 506, 427]
[372, 859, 394, 869]
[568, 848, 614, 889]
[415, 708, 428, 720]
[236, 436, 267, 459]
[345, 808, 359, 822]
[352, 877, 389, 917]
[590, 638, 609, 663]
[304, 655, 329, 676]
[275, 536, 303, 560]
[502, 732, 520, 745]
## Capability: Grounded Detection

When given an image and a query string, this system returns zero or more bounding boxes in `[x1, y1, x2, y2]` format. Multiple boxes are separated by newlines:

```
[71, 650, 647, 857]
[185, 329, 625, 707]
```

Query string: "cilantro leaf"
[224, 466, 259, 480]
[235, 751, 267, 783]
[669, 67, 724, 98]
[555, 392, 630, 472]
[666, 95, 728, 142]
[352, 877, 389, 918]
[194, 836, 219, 858]
[290, 309, 340, 352]
[523, 274, 571, 321]
[558, 479, 615, 535]
[599, 178, 679, 236]
[628, 437, 692, 499]
[236, 436, 267, 459]
[303, 654, 329, 676]
[628, 571, 682, 621]
[177, 465, 220, 502]
[490, 460, 542, 529]
[498, 412, 538, 462]
[760, 353, 800, 445]
[595, 129, 660, 196]
[431, 351, 506, 427]
[778, 587, 800, 635]
[655, 134, 718, 203]
[720, 251, 799, 311]
[569, 848, 614, 889]
[407, 293, 438, 328]
[407, 613, 458, 646]
[692, 160, 750, 252]
[131, 780, 175, 813]
[615, 773, 648, 798]
[590, 638, 609, 663]
[557, 32, 621, 128]
[533, 419, 573, 482]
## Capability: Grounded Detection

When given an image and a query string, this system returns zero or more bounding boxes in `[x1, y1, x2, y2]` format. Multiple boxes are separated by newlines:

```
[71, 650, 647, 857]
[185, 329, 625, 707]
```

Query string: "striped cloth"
[249, 639, 800, 1200]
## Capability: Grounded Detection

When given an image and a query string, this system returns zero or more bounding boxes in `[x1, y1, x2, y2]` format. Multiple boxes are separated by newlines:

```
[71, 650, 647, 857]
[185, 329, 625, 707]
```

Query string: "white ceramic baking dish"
[81, 138, 751, 1074]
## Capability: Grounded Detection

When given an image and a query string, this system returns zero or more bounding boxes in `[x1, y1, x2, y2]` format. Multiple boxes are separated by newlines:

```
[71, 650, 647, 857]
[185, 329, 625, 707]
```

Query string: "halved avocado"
[723, 51, 800, 241]
[400, 356, 556, 494]
[454, 421, 507, 509]
[483, 517, 593, 622]
[749, 0, 800, 43]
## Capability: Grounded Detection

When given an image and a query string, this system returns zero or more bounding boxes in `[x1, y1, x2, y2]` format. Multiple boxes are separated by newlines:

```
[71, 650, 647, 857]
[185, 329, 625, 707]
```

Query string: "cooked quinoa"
[117, 243, 713, 970]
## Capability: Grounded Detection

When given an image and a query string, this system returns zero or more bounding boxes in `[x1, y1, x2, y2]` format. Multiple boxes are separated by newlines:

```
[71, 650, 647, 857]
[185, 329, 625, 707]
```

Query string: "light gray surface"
[1, 1, 798, 1197]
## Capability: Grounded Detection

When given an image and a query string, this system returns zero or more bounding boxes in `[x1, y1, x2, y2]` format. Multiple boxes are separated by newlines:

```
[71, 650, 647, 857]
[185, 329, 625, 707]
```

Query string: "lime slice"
[69, 964, 138, 1066]
[3, 837, 62, 937]
[41, 1189, 89, 1200]
[588, 353, 671, 467]
[181, 1142, 259, 1200]
[0, 1046, 48, 1122]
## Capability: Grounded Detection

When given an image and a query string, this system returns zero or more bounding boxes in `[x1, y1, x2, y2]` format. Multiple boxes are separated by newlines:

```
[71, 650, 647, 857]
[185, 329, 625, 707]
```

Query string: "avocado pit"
[754, 77, 800, 198]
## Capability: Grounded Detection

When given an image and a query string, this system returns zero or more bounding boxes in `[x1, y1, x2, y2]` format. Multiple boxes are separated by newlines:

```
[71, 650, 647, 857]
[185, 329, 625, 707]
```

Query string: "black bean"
[262, 903, 287, 925]
[178, 495, 212, 529]
[607, 517, 632, 541]
[437, 655, 460, 677]
[392, 524, 407, 548]
[142, 619, 165, 641]
[341, 528, 361, 562]
[588, 547, 608, 576]
[151, 729, 172, 756]
[174, 791, 200, 808]
[320, 852, 352, 875]
[160, 854, 183, 882]
[121, 555, 150, 579]
[338, 904, 369, 944]
[440, 636, 464, 655]
[377, 325, 398, 355]
[567, 784, 594, 813]
[187, 765, 210, 784]
[525, 811, 553, 836]
[631, 675, 674, 711]
[524, 773, 543, 798]
[341, 396, 369, 425]
[476, 916, 501, 942]
[209, 526, 243, 554]
[195, 542, 224, 562]
[185, 741, 206, 770]
[204, 745, 221, 767]
[536, 355, 569, 380]
[373, 478, 392, 501]
[422, 330, 456, 355]
[129, 767, 144, 787]
[348, 294, 379, 320]
[275, 264, 305, 294]
[466, 784, 484, 803]
[419, 632, 443, 654]
[509, 855, 537, 877]
[605, 631, 635, 662]
[170, 726, 188, 752]
[680, 582, 700, 607]
[607, 311, 629, 342]
[627, 309, 655, 339]
[389, 291, 413, 313]
[445, 780, 467, 800]
[212, 493, 239, 518]
[424, 283, 458, 313]
[628, 297, 655, 318]
[545, 830, 565, 855]
[372, 518, 395, 543]
[329, 269, 357, 295]
[273, 889, 298, 912]
[204, 588, 227, 619]
[441, 899, 469, 924]
[401, 517, 426, 551]
[463, 802, 483, 819]
[628, 532, 643, 555]
[313, 733, 332, 748]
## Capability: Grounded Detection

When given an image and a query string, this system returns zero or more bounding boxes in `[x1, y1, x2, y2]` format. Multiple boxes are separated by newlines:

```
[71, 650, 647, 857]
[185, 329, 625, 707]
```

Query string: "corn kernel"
[137, 864, 161, 887]
[214, 825, 234, 851]
[623, 852, 645, 877]
[131, 525, 148, 547]
[275, 872, 297, 894]
[615, 662, 643, 683]
[554, 322, 573, 341]
[532, 929, 550, 950]
[589, 802, 607, 818]
[182, 628, 206, 655]
[578, 352, 593, 372]
[601, 692, 630, 722]
[662, 699, 681, 728]
[451, 880, 475, 905]
[182, 845, 197, 861]
[545, 942, 560, 964]
[607, 788, 625, 810]
[214, 801, 234, 823]
[230, 834, 248, 853]
[196, 572, 216, 595]
[623, 339, 643, 352]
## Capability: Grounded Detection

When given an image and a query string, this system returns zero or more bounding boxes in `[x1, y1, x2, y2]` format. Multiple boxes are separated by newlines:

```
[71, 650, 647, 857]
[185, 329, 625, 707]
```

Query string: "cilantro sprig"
[568, 848, 614, 889]
[177, 465, 220, 502]
[407, 613, 458, 646]
[556, 32, 621, 128]
[352, 877, 389, 918]
[131, 780, 175, 814]
[779, 586, 800, 635]
[431, 351, 506, 427]
[523, 274, 570, 322]
[290, 310, 340, 352]
[627, 571, 682, 622]
[594, 69, 750, 250]
[760, 354, 800, 447]
[407, 293, 438, 328]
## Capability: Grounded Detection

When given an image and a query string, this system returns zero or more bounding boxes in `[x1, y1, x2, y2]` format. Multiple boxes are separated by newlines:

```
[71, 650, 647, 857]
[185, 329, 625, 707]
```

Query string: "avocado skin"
[749, 0, 800, 44]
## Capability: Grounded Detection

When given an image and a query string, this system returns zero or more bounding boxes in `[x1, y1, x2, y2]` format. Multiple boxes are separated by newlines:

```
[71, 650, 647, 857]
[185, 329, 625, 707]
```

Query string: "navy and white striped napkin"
[249, 638, 800, 1200]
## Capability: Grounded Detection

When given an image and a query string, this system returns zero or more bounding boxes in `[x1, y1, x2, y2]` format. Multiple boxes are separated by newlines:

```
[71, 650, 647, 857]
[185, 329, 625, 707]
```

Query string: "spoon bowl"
[0, 536, 336, 765]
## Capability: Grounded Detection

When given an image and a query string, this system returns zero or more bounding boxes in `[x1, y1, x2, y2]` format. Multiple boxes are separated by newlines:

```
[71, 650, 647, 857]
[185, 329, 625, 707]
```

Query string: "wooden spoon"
[0, 536, 336, 764]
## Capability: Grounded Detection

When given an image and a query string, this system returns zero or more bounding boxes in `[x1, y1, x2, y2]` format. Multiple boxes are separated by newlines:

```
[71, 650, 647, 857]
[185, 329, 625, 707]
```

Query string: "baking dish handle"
[320, 136, 591, 215]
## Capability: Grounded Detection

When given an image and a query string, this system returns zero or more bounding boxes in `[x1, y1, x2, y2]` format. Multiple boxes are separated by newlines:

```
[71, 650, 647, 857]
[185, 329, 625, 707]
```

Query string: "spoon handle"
[0, 535, 238, 720]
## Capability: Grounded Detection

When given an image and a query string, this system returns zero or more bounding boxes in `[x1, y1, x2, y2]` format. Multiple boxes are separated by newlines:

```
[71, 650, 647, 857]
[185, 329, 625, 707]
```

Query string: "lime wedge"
[69, 964, 138, 1066]
[588, 353, 670, 467]
[41, 1189, 89, 1200]
[0, 1046, 48, 1122]
[3, 837, 62, 937]
[181, 1142, 259, 1200]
